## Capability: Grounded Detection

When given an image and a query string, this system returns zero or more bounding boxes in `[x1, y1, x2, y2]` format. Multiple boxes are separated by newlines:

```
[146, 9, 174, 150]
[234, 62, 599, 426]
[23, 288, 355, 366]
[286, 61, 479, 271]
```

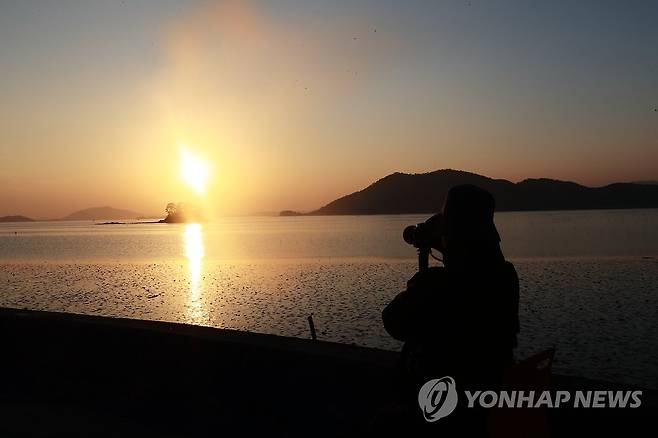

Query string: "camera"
[403, 213, 444, 249]
[403, 213, 444, 272]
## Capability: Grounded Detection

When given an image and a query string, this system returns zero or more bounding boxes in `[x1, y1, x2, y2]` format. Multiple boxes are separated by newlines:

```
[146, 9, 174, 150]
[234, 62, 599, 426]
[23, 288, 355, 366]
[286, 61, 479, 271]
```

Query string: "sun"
[180, 146, 211, 194]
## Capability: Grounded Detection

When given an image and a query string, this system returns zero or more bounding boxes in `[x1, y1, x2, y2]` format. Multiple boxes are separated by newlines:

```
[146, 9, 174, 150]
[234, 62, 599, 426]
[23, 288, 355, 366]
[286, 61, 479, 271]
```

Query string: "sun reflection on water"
[184, 223, 205, 322]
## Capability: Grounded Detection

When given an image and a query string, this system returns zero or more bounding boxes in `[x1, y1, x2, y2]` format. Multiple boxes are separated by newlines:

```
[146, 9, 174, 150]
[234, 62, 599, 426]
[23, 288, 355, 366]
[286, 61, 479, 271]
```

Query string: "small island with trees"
[279, 210, 304, 217]
[160, 202, 202, 223]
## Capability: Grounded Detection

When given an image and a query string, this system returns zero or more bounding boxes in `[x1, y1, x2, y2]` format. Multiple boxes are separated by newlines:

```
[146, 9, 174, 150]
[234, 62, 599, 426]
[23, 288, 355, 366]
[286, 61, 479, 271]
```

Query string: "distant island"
[160, 202, 202, 223]
[59, 203, 201, 225]
[305, 169, 658, 215]
[0, 215, 35, 223]
[61, 206, 144, 221]
[279, 210, 304, 217]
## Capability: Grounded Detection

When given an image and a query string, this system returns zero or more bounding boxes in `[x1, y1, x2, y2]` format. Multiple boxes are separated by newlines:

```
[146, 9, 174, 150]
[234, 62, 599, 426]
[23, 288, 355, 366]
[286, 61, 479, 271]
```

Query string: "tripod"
[417, 247, 430, 272]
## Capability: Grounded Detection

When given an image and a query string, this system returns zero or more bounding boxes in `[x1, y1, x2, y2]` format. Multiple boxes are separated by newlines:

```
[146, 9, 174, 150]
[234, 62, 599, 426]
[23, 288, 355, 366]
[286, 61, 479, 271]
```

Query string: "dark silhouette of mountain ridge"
[61, 206, 143, 221]
[0, 215, 34, 223]
[311, 169, 658, 215]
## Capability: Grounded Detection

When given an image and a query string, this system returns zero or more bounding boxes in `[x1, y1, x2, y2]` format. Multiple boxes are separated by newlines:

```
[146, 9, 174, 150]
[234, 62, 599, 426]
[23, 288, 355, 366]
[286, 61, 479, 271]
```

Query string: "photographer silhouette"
[382, 184, 519, 435]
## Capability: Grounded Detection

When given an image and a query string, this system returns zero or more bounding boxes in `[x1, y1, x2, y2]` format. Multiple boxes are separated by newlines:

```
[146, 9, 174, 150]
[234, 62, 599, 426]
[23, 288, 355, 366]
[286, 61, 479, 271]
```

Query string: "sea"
[1, 209, 657, 388]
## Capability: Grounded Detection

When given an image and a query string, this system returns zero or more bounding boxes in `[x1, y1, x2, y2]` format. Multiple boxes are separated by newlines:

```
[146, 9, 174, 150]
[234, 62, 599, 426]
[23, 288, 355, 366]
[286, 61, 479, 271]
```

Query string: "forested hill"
[311, 169, 658, 215]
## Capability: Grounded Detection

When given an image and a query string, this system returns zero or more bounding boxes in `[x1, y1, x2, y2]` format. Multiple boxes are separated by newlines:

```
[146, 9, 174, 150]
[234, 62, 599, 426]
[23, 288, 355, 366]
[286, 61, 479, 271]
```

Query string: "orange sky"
[1, 1, 657, 218]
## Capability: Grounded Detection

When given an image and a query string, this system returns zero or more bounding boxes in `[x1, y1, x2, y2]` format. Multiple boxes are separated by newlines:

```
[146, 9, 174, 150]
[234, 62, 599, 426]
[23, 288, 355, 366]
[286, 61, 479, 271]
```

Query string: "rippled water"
[1, 210, 657, 388]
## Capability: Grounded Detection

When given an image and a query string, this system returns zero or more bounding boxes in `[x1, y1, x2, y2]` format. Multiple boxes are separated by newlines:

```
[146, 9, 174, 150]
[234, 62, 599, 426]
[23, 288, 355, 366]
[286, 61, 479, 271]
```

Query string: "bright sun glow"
[180, 146, 210, 194]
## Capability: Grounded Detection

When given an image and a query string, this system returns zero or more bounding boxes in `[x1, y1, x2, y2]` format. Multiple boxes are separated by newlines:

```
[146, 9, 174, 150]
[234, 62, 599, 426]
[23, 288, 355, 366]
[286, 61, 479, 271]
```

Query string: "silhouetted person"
[381, 184, 519, 435]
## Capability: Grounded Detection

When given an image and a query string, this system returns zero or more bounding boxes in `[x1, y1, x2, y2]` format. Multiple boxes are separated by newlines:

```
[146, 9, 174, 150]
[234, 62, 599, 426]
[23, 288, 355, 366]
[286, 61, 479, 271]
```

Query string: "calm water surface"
[1, 210, 657, 388]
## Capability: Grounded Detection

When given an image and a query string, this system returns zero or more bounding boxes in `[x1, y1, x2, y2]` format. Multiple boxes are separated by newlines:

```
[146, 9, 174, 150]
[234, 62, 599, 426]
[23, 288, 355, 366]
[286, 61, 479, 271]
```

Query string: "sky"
[0, 0, 657, 218]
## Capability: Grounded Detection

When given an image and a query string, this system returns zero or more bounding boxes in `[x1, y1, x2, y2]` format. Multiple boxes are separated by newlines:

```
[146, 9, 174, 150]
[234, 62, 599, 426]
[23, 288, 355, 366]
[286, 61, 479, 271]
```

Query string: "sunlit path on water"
[184, 223, 206, 323]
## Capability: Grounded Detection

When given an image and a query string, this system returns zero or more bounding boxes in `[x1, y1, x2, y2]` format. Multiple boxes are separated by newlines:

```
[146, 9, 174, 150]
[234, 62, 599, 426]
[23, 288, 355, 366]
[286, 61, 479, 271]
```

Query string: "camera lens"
[403, 225, 417, 246]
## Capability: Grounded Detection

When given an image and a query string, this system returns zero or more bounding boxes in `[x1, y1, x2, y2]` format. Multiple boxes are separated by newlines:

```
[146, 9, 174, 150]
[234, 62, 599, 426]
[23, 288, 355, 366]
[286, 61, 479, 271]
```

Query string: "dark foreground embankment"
[0, 308, 655, 437]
